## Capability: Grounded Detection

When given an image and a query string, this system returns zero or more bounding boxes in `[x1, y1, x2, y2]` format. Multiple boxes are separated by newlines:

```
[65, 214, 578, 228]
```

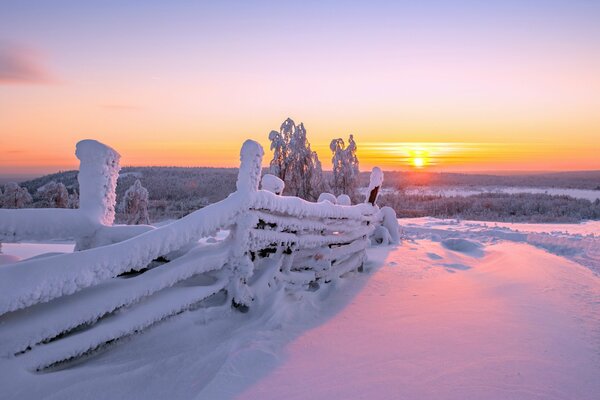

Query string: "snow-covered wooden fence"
[0, 139, 385, 371]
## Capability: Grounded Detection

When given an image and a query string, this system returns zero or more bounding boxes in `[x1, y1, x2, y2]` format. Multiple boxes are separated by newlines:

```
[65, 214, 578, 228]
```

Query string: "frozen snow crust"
[0, 139, 393, 370]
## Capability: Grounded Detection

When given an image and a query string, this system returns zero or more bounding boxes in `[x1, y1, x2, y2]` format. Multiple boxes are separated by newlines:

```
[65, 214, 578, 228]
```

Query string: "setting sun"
[411, 157, 425, 168]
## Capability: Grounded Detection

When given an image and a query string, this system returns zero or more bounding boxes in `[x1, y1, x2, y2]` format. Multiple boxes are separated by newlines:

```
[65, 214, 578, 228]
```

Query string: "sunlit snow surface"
[1, 218, 599, 400]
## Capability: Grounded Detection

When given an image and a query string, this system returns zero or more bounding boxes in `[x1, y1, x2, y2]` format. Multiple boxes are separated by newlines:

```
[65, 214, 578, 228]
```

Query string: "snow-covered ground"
[1, 218, 599, 399]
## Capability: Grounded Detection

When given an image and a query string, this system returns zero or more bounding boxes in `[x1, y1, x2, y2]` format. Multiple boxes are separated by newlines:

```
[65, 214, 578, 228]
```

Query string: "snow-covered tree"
[268, 118, 325, 200]
[1, 182, 32, 208]
[121, 179, 150, 225]
[37, 181, 69, 208]
[330, 134, 359, 198]
[68, 190, 80, 209]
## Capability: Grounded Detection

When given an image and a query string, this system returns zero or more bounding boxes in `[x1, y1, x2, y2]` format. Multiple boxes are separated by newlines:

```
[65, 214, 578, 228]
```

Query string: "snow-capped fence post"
[230, 139, 264, 311]
[366, 167, 383, 206]
[236, 139, 264, 193]
[75, 140, 121, 225]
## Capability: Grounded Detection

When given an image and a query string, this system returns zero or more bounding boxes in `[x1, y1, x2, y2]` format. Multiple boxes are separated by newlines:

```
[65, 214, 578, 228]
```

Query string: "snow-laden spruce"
[37, 181, 69, 208]
[268, 118, 325, 200]
[121, 179, 150, 225]
[330, 134, 360, 199]
[0, 182, 32, 208]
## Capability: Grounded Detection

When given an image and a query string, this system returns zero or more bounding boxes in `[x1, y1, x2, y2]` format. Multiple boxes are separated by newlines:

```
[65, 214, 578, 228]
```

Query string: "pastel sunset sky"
[1, 0, 599, 174]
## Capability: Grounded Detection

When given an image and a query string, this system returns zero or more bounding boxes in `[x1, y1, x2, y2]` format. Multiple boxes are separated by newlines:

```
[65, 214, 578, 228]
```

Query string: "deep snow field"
[1, 218, 599, 400]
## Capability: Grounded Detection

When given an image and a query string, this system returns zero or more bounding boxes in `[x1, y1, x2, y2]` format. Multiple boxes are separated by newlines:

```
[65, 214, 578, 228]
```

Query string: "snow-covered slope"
[1, 219, 599, 400]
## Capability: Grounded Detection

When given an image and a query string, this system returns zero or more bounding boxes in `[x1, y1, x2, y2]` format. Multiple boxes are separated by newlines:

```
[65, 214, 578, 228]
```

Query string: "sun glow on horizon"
[354, 141, 600, 172]
[411, 156, 426, 169]
[407, 148, 430, 169]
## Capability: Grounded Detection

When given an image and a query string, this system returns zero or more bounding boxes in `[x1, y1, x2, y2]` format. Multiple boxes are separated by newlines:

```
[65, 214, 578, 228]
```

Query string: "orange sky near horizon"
[1, 1, 599, 175]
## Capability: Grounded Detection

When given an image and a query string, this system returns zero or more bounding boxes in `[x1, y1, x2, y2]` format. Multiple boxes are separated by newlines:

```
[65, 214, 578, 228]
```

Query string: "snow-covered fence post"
[236, 139, 264, 192]
[75, 140, 121, 225]
[230, 139, 264, 311]
[366, 167, 383, 206]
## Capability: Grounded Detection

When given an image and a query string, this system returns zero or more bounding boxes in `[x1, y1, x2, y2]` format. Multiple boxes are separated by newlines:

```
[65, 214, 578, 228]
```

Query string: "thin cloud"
[0, 42, 56, 85]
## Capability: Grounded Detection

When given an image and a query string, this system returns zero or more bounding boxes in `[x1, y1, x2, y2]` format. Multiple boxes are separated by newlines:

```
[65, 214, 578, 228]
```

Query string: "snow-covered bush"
[121, 179, 150, 225]
[261, 174, 285, 195]
[37, 181, 69, 208]
[371, 225, 392, 245]
[68, 190, 79, 209]
[379, 206, 399, 243]
[1, 182, 32, 208]
[318, 192, 337, 204]
[268, 118, 325, 201]
[330, 135, 359, 199]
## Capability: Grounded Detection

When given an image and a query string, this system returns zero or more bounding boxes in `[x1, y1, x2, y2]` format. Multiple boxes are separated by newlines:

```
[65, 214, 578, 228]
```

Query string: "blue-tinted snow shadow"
[16, 246, 397, 400]
[440, 238, 485, 258]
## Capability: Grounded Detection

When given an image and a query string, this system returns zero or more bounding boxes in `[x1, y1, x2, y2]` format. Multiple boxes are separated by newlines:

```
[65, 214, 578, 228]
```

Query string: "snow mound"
[441, 238, 484, 257]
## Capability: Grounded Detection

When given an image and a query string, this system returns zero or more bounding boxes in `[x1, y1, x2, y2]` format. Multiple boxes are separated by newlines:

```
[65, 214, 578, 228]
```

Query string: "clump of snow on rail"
[261, 174, 284, 195]
[317, 192, 337, 204]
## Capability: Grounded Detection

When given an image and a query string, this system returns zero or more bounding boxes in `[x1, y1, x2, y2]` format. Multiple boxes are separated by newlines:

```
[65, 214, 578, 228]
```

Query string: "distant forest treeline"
[9, 167, 600, 223]
[381, 170, 600, 190]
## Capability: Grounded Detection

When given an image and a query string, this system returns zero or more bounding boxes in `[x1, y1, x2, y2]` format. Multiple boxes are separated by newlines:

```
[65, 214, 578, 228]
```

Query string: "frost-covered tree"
[68, 189, 80, 209]
[38, 181, 69, 208]
[1, 182, 32, 208]
[330, 134, 360, 198]
[268, 118, 325, 200]
[121, 179, 150, 225]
